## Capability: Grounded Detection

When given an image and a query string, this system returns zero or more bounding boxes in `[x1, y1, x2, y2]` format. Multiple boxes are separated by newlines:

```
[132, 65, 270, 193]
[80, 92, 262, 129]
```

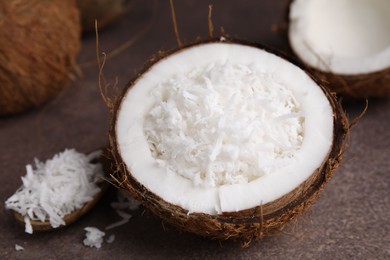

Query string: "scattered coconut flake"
[144, 62, 305, 188]
[15, 244, 24, 251]
[110, 190, 141, 211]
[5, 149, 104, 234]
[106, 234, 115, 243]
[83, 227, 105, 249]
[105, 191, 141, 230]
[105, 210, 132, 230]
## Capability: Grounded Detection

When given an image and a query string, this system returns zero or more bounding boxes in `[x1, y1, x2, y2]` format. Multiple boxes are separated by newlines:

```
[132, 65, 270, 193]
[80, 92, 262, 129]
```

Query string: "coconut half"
[110, 38, 348, 246]
[288, 0, 390, 98]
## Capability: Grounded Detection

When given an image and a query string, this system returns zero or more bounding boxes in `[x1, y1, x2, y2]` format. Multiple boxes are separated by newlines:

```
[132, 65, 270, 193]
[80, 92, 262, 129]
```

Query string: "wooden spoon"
[12, 150, 112, 232]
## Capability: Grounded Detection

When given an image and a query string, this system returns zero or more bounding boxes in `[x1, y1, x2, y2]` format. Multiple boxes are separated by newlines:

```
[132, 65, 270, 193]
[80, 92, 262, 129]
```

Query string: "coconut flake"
[15, 244, 24, 251]
[110, 190, 141, 211]
[106, 191, 141, 230]
[144, 62, 305, 188]
[106, 234, 115, 243]
[5, 149, 104, 233]
[83, 227, 105, 249]
[24, 216, 32, 234]
[105, 210, 132, 230]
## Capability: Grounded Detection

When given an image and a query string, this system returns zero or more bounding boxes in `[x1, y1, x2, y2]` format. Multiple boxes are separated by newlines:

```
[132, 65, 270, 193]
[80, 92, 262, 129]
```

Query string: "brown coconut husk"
[313, 68, 390, 99]
[106, 37, 350, 247]
[0, 0, 81, 116]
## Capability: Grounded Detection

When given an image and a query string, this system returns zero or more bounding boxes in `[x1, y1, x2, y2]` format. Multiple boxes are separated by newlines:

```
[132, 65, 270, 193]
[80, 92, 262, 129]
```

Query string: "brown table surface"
[1, 1, 389, 259]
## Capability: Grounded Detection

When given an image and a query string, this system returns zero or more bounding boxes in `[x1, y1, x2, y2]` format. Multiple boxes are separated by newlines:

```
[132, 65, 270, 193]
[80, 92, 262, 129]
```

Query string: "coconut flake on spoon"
[111, 38, 348, 246]
[288, 0, 390, 98]
[5, 149, 109, 233]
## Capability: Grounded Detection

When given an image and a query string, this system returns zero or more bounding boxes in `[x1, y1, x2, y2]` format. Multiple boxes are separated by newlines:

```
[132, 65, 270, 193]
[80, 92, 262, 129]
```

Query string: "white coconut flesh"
[116, 42, 333, 215]
[289, 0, 390, 75]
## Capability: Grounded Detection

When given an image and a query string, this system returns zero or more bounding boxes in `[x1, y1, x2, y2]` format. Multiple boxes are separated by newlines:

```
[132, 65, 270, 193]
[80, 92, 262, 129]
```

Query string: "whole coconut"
[0, 0, 81, 116]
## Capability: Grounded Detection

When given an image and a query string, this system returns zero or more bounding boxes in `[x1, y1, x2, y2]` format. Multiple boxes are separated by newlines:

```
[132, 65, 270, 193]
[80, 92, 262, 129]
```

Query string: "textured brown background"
[1, 1, 389, 259]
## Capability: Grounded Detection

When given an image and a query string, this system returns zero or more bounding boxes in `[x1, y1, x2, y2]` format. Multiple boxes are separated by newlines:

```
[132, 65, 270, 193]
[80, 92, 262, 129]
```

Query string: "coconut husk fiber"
[313, 68, 390, 99]
[107, 38, 350, 247]
[0, 0, 81, 116]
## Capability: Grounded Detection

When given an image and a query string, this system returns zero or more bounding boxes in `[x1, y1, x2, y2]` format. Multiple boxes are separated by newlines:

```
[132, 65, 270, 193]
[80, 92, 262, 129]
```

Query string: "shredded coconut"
[110, 190, 141, 211]
[106, 234, 115, 243]
[83, 227, 105, 249]
[82, 192, 140, 248]
[5, 149, 104, 234]
[15, 244, 24, 251]
[106, 191, 141, 230]
[105, 210, 132, 230]
[144, 62, 305, 188]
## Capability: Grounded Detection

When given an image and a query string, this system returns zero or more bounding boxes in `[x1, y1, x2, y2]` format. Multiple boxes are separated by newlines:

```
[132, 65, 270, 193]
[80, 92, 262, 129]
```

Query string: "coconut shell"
[109, 38, 349, 247]
[0, 0, 81, 116]
[311, 68, 390, 99]
[285, 0, 390, 99]
[77, 0, 131, 32]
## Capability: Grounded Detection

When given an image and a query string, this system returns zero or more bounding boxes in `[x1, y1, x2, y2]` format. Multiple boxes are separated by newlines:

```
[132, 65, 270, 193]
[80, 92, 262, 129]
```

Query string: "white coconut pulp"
[116, 41, 333, 214]
[289, 0, 390, 74]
